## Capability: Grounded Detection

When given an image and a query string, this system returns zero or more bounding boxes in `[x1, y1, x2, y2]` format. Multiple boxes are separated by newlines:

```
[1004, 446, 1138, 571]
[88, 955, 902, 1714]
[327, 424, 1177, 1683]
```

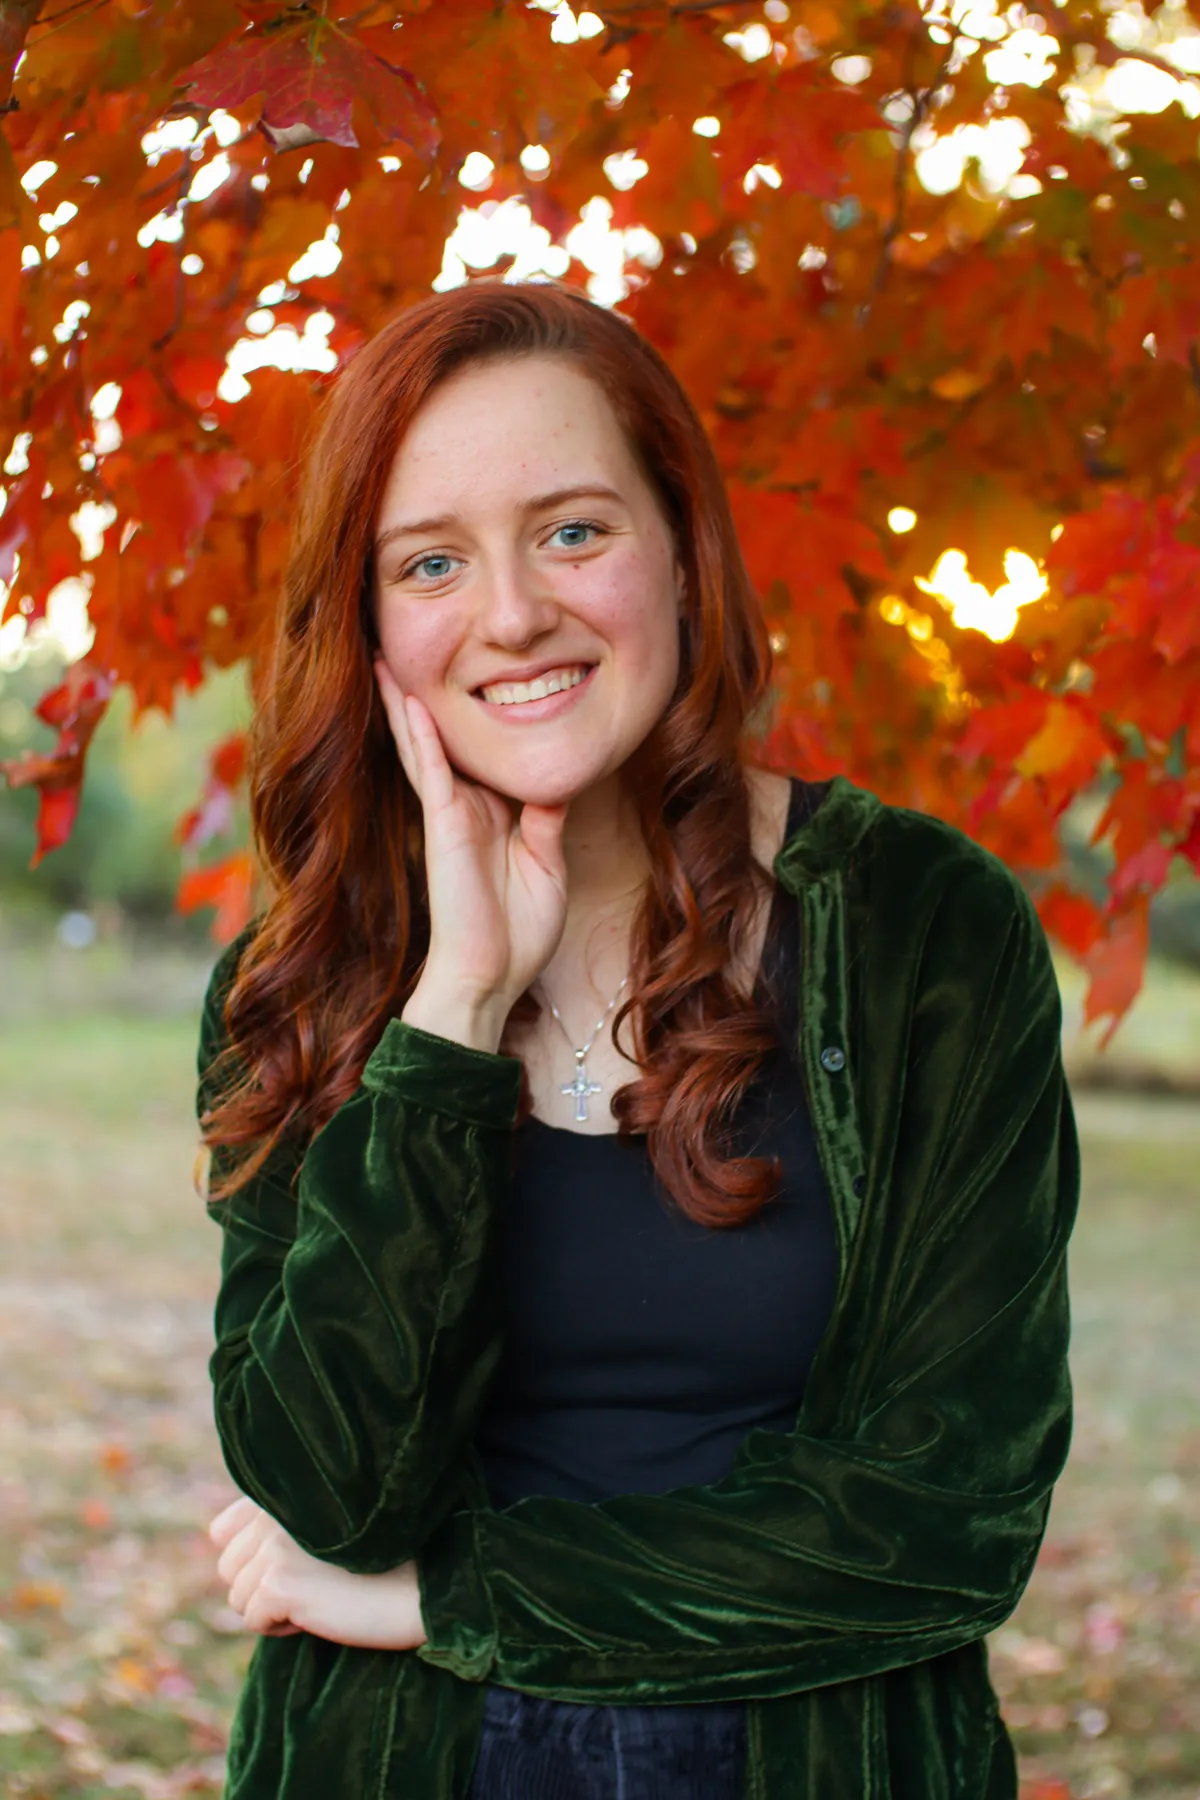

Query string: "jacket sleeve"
[414, 861, 1080, 1702]
[200, 930, 522, 1575]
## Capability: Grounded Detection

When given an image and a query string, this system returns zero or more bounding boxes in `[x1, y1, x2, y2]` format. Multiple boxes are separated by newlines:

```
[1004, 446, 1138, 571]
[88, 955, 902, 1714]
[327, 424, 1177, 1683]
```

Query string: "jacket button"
[819, 1045, 846, 1073]
[852, 1174, 866, 1198]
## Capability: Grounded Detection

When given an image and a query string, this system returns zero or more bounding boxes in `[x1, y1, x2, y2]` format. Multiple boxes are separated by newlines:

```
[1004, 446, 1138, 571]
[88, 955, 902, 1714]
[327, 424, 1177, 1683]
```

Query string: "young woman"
[199, 279, 1080, 1800]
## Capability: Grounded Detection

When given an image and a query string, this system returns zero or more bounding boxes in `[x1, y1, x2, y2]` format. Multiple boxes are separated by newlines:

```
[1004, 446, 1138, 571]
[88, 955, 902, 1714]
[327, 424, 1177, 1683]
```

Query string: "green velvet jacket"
[199, 773, 1080, 1799]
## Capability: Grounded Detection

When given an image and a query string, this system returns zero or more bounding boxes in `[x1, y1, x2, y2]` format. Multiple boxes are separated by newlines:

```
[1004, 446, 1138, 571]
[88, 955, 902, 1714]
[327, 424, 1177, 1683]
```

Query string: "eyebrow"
[373, 485, 627, 557]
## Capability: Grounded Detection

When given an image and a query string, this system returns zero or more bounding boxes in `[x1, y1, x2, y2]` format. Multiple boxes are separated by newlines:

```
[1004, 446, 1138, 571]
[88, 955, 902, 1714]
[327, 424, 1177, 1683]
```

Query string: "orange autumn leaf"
[177, 849, 257, 944]
[1014, 698, 1110, 783]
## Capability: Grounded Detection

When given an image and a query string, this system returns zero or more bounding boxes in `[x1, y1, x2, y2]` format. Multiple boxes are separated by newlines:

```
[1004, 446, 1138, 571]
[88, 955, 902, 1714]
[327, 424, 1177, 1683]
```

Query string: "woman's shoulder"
[198, 914, 268, 1080]
[777, 769, 1030, 895]
[870, 790, 1038, 918]
[771, 770, 1046, 967]
[853, 787, 1057, 1013]
[202, 913, 264, 1011]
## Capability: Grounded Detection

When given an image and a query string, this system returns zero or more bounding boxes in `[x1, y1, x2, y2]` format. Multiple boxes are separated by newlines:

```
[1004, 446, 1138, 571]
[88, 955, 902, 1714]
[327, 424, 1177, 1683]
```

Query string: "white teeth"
[479, 665, 590, 706]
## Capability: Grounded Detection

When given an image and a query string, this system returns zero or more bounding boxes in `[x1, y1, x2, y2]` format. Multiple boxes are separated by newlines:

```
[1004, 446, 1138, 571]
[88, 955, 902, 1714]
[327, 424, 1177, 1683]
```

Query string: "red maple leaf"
[177, 849, 256, 943]
[1081, 896, 1150, 1050]
[0, 660, 116, 867]
[178, 21, 439, 157]
[722, 70, 878, 201]
[1035, 881, 1104, 959]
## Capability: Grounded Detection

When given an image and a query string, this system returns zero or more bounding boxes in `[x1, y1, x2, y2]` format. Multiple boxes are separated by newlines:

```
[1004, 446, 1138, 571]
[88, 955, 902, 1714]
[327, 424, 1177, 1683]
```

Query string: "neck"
[558, 770, 652, 928]
[532, 771, 650, 1011]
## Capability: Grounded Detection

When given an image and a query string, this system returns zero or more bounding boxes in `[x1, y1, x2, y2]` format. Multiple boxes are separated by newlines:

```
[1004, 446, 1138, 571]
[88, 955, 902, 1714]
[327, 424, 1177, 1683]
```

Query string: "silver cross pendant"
[561, 1050, 603, 1123]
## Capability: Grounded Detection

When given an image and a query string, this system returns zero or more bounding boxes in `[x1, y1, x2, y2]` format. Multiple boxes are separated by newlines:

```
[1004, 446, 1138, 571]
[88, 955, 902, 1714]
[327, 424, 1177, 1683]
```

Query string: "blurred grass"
[1057, 956, 1200, 1095]
[0, 947, 1197, 1797]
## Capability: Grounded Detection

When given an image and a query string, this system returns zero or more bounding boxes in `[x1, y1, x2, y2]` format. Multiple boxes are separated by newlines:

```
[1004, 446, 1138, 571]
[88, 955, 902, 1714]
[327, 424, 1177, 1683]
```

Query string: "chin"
[487, 769, 599, 810]
[449, 740, 608, 809]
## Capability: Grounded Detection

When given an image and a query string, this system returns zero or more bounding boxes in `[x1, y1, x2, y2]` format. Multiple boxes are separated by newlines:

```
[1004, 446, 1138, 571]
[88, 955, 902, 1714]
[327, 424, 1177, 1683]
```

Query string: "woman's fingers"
[373, 659, 423, 796]
[401, 692, 455, 814]
[227, 1538, 272, 1620]
[376, 658, 504, 830]
[373, 661, 460, 818]
[209, 1494, 257, 1546]
[215, 1513, 265, 1585]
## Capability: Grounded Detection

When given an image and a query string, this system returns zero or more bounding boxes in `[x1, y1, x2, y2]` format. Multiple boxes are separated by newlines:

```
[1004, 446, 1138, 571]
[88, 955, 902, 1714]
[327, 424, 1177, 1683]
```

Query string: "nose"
[474, 552, 561, 648]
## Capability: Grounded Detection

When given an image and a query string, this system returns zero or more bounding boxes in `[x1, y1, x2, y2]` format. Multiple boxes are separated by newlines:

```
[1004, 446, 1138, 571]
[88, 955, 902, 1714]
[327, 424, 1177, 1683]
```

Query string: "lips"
[471, 662, 598, 720]
[470, 660, 596, 698]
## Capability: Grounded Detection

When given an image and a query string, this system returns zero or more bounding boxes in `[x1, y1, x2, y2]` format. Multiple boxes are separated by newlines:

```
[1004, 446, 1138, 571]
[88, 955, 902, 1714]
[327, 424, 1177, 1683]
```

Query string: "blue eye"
[550, 520, 605, 550]
[399, 547, 464, 583]
[420, 555, 451, 577]
[397, 521, 605, 584]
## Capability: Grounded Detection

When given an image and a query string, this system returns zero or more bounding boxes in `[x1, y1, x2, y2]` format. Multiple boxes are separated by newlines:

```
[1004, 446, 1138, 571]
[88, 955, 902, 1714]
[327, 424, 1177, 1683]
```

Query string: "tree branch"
[27, 0, 91, 24]
[856, 33, 959, 328]
[1082, 37, 1192, 82]
[594, 0, 756, 45]
[0, 0, 44, 111]
[147, 160, 192, 353]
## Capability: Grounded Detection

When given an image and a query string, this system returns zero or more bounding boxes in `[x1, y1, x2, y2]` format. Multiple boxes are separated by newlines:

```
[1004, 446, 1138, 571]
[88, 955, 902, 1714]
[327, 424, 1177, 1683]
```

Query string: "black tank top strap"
[755, 773, 824, 1054]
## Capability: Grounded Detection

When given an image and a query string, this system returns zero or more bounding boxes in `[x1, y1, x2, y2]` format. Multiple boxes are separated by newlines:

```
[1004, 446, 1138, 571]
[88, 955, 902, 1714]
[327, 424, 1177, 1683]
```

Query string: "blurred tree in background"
[1, 0, 1199, 1040]
[0, 649, 251, 935]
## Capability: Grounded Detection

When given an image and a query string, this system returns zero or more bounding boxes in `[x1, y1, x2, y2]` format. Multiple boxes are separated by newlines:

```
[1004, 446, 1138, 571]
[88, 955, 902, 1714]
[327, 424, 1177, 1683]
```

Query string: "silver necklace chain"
[540, 975, 629, 1123]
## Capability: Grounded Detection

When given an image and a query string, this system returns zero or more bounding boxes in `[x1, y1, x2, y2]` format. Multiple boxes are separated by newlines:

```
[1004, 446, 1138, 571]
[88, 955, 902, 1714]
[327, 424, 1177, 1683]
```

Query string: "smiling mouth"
[472, 663, 597, 708]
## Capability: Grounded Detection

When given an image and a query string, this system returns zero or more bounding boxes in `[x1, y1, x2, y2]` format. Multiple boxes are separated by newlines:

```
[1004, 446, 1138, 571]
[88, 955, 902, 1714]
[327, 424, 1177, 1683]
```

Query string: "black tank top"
[476, 776, 839, 1510]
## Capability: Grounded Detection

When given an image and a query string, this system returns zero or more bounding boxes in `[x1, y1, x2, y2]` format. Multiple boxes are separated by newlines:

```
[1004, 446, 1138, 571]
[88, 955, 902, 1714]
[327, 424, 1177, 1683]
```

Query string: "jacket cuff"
[416, 1508, 498, 1681]
[361, 1018, 523, 1130]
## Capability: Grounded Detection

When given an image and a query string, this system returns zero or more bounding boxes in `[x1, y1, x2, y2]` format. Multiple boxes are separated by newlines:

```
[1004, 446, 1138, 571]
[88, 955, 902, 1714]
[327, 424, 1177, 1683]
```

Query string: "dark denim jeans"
[468, 1685, 748, 1800]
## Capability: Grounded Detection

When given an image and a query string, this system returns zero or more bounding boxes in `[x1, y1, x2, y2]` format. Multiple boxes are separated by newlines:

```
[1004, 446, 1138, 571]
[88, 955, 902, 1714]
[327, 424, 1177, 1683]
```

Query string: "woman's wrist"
[400, 976, 511, 1056]
[363, 1561, 428, 1651]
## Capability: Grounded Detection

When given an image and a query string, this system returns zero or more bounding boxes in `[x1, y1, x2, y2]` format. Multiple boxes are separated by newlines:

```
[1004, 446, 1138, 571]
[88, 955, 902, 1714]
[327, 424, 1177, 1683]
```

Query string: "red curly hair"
[200, 277, 792, 1227]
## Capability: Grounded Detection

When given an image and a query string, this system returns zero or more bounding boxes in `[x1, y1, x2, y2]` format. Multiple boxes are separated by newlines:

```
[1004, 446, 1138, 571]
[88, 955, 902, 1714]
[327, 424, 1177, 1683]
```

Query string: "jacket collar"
[772, 774, 884, 892]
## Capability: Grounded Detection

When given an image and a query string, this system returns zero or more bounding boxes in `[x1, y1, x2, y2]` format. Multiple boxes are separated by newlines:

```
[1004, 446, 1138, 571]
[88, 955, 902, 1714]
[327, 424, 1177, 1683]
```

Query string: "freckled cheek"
[569, 554, 673, 647]
[377, 606, 463, 693]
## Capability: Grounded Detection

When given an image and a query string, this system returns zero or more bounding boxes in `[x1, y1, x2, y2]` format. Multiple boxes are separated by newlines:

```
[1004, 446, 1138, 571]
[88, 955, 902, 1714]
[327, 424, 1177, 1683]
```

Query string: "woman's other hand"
[374, 658, 569, 1040]
[208, 1494, 428, 1651]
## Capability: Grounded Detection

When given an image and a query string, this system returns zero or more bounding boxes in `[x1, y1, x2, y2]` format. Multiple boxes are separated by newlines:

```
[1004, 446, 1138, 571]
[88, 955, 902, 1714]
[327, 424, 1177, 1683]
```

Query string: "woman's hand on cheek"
[371, 655, 569, 1015]
[208, 1495, 428, 1651]
[372, 657, 424, 794]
